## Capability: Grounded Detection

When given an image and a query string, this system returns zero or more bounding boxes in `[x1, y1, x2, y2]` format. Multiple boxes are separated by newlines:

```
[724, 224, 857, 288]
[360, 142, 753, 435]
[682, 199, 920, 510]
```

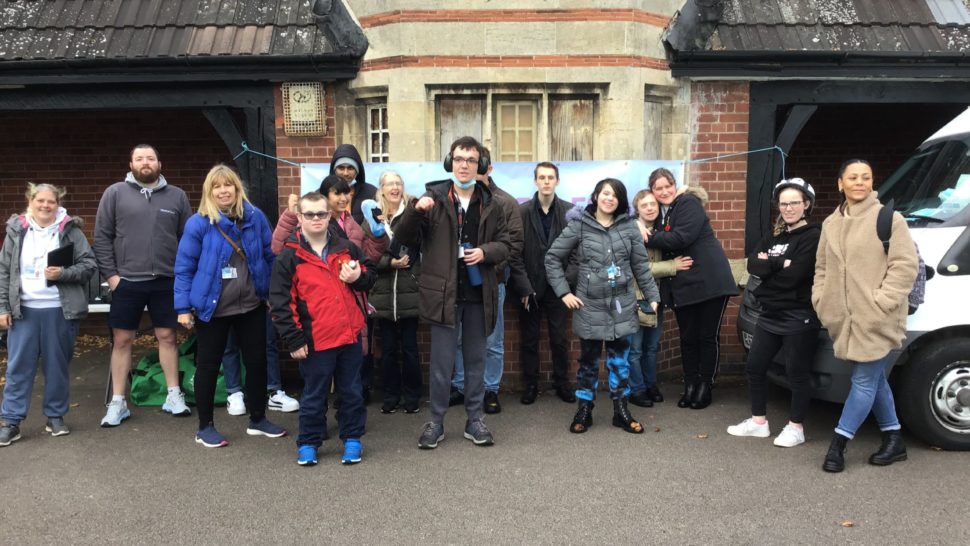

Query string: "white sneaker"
[100, 399, 131, 427]
[773, 423, 806, 447]
[268, 390, 300, 412]
[226, 392, 247, 416]
[727, 418, 770, 438]
[162, 390, 192, 416]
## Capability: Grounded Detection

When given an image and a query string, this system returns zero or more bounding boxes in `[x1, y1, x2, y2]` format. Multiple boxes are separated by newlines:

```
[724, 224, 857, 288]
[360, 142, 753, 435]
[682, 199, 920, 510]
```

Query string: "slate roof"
[665, 0, 970, 77]
[0, 0, 367, 83]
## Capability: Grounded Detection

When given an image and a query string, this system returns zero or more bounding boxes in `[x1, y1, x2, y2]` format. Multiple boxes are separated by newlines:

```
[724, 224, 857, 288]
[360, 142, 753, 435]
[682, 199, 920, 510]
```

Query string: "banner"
[300, 160, 685, 206]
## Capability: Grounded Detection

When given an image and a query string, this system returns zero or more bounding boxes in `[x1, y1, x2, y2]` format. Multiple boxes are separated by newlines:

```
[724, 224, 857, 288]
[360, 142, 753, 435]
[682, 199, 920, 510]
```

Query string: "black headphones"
[443, 148, 490, 176]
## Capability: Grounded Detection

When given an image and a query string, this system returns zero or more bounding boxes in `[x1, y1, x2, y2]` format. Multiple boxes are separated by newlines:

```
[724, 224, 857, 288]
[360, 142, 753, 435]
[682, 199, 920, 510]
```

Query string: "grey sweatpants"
[429, 303, 486, 425]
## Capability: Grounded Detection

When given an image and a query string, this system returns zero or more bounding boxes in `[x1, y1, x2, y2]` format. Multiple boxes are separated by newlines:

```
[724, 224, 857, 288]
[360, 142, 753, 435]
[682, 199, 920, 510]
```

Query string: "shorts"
[108, 277, 178, 330]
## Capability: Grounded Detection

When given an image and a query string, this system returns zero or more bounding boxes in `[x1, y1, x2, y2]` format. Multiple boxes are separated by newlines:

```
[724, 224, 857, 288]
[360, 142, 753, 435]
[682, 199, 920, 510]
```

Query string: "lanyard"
[450, 187, 466, 245]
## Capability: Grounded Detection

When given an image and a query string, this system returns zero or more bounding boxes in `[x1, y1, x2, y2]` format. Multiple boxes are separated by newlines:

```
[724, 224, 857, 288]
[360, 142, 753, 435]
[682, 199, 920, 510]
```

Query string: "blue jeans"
[453, 282, 505, 394]
[298, 340, 365, 446]
[222, 312, 281, 392]
[2, 307, 78, 425]
[628, 308, 665, 394]
[835, 354, 901, 439]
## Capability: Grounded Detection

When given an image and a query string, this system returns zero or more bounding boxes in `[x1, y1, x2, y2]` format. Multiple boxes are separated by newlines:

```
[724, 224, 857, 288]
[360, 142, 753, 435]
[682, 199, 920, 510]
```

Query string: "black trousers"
[745, 322, 818, 423]
[194, 305, 268, 427]
[519, 288, 571, 388]
[673, 296, 729, 385]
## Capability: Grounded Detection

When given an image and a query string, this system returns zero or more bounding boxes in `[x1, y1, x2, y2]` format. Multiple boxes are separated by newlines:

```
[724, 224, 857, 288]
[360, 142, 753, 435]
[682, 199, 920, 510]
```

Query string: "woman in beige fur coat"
[813, 159, 918, 473]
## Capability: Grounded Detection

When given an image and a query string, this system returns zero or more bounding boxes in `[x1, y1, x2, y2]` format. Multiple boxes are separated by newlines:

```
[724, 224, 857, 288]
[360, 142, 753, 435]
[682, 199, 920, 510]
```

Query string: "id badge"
[22, 261, 37, 278]
[614, 298, 622, 314]
[607, 263, 618, 280]
[221, 266, 238, 279]
[458, 244, 464, 260]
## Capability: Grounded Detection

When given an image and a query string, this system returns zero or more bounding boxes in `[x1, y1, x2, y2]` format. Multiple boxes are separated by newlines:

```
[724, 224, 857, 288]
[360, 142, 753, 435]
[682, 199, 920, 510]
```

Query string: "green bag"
[129, 335, 234, 407]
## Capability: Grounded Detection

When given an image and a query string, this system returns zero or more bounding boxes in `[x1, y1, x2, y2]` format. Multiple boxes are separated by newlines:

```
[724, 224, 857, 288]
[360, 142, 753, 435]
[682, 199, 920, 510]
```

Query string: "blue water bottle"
[462, 243, 483, 286]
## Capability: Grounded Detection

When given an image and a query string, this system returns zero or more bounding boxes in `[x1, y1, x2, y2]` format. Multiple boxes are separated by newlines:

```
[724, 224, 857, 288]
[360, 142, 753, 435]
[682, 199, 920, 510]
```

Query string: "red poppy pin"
[664, 225, 671, 232]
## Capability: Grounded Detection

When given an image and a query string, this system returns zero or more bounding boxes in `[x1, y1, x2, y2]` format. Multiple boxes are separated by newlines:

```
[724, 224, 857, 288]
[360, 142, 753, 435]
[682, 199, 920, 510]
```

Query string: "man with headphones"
[393, 136, 513, 449]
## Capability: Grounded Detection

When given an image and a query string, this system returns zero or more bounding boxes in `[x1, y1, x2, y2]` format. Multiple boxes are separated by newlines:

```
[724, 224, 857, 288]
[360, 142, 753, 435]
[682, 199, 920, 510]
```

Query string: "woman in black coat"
[644, 168, 737, 409]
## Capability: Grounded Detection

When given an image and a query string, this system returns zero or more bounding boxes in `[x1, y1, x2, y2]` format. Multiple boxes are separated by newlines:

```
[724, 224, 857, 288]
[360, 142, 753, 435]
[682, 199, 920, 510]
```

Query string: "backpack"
[877, 199, 928, 315]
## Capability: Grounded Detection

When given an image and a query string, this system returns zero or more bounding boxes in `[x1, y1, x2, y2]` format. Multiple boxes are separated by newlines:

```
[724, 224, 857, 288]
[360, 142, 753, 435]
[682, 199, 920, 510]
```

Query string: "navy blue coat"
[174, 202, 275, 322]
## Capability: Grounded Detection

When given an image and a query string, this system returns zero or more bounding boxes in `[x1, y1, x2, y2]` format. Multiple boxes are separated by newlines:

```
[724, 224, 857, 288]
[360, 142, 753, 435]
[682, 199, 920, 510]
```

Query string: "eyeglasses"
[301, 211, 331, 220]
[453, 157, 479, 166]
[382, 180, 403, 187]
[779, 201, 805, 210]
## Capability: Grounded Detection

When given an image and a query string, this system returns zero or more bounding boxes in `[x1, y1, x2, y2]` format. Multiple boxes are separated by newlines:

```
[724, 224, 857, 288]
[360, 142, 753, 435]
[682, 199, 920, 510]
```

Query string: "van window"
[879, 135, 970, 227]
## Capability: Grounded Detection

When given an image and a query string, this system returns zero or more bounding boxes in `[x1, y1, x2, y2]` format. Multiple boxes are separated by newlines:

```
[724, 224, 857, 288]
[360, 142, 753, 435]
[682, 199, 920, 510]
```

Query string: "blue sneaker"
[341, 439, 363, 465]
[246, 418, 287, 438]
[297, 445, 318, 466]
[195, 424, 228, 448]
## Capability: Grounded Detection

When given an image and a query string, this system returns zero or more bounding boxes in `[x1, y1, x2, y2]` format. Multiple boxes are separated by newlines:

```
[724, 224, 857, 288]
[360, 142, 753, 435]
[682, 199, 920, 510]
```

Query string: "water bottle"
[462, 242, 483, 287]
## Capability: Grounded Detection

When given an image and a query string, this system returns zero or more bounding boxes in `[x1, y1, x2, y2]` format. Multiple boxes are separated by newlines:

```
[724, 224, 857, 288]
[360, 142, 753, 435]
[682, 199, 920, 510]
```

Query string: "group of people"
[0, 137, 918, 473]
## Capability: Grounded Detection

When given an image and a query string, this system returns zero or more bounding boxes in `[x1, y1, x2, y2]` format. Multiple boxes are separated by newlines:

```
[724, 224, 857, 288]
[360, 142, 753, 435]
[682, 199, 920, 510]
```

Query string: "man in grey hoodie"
[93, 144, 192, 427]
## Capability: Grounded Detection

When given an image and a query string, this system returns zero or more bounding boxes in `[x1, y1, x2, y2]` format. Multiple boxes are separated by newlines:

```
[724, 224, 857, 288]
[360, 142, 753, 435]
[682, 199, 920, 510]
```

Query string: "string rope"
[688, 145, 787, 180]
[233, 142, 302, 167]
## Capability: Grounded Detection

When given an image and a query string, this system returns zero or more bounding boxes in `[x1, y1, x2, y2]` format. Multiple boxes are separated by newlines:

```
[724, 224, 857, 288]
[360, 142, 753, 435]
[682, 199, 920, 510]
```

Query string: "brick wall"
[0, 109, 231, 242]
[785, 104, 965, 220]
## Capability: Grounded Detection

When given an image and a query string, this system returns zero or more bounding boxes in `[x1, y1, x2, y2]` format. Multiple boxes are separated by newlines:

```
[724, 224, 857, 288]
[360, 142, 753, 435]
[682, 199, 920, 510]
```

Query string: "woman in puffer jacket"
[0, 183, 97, 445]
[369, 171, 423, 415]
[545, 178, 660, 435]
[814, 159, 918, 473]
[175, 165, 286, 448]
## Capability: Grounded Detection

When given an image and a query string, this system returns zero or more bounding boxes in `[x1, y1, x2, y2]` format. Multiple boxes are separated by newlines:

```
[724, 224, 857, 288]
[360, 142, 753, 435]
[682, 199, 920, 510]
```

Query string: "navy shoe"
[195, 424, 229, 448]
[341, 438, 363, 465]
[297, 445, 318, 466]
[246, 418, 287, 438]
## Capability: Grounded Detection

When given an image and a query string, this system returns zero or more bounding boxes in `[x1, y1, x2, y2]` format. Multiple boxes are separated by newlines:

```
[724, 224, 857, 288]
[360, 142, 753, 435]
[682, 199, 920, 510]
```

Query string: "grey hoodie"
[0, 212, 98, 320]
[93, 173, 191, 281]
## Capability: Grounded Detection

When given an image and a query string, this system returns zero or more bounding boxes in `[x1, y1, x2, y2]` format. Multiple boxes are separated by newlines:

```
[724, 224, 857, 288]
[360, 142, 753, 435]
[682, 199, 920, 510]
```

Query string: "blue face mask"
[455, 179, 476, 190]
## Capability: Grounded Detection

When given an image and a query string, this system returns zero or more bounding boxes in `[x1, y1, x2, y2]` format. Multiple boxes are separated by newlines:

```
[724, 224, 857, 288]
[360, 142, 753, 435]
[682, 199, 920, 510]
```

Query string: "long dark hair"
[837, 158, 872, 212]
[585, 178, 630, 218]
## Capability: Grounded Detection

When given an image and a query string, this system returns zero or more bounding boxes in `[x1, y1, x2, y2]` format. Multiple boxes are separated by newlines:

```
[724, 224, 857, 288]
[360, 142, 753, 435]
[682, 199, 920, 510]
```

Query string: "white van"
[738, 107, 970, 450]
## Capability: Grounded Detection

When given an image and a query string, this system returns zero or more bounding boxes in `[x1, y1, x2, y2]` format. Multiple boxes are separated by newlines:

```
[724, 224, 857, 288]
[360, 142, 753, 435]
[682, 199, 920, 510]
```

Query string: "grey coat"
[0, 213, 98, 320]
[545, 208, 660, 341]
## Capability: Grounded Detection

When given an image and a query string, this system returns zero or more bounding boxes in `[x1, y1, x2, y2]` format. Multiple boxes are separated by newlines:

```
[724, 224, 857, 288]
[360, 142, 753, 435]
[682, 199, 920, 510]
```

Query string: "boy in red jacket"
[270, 192, 376, 466]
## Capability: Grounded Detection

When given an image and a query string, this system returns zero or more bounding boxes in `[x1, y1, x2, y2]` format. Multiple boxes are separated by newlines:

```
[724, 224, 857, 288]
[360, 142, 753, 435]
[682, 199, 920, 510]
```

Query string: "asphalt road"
[1, 348, 968, 545]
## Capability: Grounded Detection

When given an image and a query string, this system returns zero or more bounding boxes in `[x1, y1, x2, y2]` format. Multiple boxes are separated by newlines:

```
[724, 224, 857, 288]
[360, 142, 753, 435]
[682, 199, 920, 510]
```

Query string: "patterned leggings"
[575, 337, 632, 401]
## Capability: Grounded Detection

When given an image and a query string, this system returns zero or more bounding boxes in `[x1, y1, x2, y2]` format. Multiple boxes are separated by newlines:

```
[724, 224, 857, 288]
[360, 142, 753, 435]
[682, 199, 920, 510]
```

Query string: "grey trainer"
[45, 417, 71, 437]
[463, 419, 494, 446]
[418, 422, 445, 449]
[0, 423, 22, 446]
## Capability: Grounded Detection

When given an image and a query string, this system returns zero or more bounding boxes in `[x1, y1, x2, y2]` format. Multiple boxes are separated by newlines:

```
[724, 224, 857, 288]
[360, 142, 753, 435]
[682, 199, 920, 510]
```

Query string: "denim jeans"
[835, 354, 901, 439]
[453, 282, 505, 393]
[222, 312, 281, 393]
[628, 307, 665, 394]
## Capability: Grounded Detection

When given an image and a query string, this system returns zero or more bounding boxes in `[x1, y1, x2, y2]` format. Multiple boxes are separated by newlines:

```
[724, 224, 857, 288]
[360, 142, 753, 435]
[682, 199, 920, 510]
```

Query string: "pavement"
[1, 345, 968, 545]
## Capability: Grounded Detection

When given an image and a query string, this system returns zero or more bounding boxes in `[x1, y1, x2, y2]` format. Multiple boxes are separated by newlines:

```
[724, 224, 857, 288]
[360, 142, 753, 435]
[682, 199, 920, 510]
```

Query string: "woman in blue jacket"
[175, 165, 286, 448]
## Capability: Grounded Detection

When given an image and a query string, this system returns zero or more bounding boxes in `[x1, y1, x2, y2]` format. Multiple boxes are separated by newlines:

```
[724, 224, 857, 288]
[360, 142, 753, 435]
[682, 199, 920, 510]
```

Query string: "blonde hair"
[198, 165, 248, 223]
[631, 188, 654, 212]
[377, 170, 410, 218]
[24, 182, 66, 214]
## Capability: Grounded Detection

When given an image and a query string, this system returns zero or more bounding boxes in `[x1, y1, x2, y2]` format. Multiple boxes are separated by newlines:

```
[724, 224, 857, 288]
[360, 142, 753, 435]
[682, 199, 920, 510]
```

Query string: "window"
[437, 96, 484, 158]
[367, 104, 389, 162]
[550, 97, 593, 161]
[496, 101, 537, 162]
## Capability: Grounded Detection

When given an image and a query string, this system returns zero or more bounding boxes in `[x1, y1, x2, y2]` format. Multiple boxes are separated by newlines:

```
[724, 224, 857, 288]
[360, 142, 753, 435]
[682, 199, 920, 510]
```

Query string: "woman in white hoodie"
[0, 183, 97, 446]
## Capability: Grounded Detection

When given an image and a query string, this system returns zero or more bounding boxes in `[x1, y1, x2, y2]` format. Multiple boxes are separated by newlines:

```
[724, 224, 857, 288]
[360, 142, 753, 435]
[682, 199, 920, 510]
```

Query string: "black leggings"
[745, 322, 818, 424]
[194, 305, 268, 427]
[673, 296, 729, 385]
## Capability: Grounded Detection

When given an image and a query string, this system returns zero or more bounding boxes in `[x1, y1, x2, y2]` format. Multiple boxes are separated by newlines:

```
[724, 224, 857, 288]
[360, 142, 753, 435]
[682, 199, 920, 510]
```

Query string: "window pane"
[381, 107, 388, 129]
[520, 130, 533, 153]
[501, 105, 516, 127]
[370, 108, 380, 130]
[518, 105, 534, 127]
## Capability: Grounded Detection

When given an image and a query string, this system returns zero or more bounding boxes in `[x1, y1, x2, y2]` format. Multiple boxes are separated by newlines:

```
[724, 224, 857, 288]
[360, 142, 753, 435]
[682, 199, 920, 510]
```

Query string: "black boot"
[612, 398, 645, 434]
[629, 391, 654, 408]
[823, 432, 850, 473]
[677, 382, 697, 408]
[646, 385, 664, 403]
[869, 430, 907, 466]
[570, 400, 594, 434]
[690, 382, 712, 410]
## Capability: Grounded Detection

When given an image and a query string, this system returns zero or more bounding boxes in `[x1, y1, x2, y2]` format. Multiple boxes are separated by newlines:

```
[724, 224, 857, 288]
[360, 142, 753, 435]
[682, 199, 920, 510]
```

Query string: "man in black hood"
[326, 144, 378, 226]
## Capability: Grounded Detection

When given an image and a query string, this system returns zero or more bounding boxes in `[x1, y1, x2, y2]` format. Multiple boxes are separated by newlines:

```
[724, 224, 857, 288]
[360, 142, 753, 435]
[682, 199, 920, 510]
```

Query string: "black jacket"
[747, 223, 821, 312]
[488, 179, 526, 295]
[328, 144, 378, 226]
[646, 191, 737, 308]
[509, 193, 576, 300]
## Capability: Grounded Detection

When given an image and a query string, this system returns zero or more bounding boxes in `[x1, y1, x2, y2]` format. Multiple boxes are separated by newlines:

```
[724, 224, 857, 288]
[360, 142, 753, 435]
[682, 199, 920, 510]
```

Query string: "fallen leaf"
[930, 446, 943, 451]
[70, 403, 80, 408]
[840, 520, 854, 528]
[696, 433, 709, 439]
[653, 427, 661, 432]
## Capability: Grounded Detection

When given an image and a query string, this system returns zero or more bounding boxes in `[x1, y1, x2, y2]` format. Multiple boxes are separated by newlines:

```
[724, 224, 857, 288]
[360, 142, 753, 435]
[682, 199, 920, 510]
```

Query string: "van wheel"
[896, 339, 970, 451]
